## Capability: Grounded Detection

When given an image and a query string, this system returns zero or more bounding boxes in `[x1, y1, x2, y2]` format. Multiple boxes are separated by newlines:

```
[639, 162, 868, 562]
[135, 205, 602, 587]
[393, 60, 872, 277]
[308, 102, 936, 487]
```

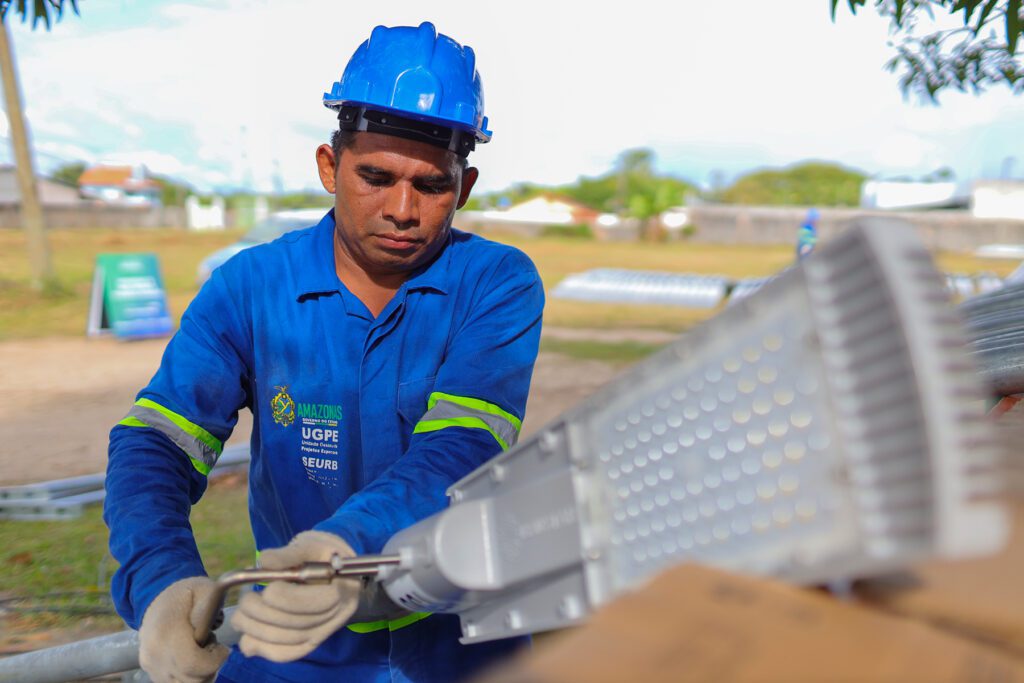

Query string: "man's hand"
[139, 576, 229, 683]
[231, 530, 360, 662]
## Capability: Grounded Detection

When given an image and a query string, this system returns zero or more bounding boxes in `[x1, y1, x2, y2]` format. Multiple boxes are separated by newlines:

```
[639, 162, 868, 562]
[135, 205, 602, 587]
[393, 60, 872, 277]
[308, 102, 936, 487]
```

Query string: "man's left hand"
[231, 531, 360, 662]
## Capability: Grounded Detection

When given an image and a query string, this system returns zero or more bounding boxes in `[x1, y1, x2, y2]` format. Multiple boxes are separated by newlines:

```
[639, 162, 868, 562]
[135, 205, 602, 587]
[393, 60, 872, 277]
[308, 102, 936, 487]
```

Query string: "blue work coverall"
[104, 210, 544, 682]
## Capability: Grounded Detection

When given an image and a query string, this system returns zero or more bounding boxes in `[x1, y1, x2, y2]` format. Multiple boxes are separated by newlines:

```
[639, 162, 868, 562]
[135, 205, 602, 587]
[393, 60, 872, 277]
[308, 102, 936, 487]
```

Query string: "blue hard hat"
[324, 22, 491, 156]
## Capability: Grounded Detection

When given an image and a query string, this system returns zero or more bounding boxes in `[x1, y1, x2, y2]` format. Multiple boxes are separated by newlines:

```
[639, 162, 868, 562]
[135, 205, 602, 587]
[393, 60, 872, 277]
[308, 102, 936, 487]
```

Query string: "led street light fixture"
[376, 220, 1009, 644]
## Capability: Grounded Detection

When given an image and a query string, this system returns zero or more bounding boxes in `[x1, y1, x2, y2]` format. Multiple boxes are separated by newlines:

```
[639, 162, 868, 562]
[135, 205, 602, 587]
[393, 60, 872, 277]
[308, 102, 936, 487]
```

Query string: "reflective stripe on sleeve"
[117, 398, 223, 475]
[412, 392, 522, 450]
[347, 612, 431, 633]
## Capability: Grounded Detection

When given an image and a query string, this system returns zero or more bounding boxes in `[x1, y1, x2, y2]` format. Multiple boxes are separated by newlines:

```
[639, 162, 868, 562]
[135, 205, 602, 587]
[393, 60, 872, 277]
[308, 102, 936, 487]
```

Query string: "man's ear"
[456, 166, 479, 210]
[316, 144, 338, 194]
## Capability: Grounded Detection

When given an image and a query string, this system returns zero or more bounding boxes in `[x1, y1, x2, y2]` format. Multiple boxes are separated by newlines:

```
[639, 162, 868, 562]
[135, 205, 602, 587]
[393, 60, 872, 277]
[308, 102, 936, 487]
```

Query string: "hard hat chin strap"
[337, 106, 475, 158]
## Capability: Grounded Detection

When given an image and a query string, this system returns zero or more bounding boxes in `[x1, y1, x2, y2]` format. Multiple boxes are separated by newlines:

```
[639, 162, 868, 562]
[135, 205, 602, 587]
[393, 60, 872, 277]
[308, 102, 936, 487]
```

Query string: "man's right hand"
[139, 576, 229, 683]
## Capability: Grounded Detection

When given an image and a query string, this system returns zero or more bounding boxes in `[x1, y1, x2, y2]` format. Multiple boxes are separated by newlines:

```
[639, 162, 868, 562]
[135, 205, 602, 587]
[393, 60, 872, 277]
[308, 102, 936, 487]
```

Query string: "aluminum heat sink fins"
[572, 220, 1006, 598]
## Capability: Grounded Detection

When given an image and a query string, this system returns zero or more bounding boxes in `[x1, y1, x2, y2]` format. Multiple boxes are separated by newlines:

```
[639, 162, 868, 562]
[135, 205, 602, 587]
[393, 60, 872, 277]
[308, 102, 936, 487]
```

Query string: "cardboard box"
[854, 503, 1024, 657]
[478, 563, 1024, 683]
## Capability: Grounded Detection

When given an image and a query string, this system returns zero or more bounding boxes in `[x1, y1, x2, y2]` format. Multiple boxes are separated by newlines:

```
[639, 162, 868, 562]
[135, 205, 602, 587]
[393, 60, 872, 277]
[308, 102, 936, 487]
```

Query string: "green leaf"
[830, 0, 867, 20]
[0, 0, 80, 29]
[1008, 0, 1022, 54]
[895, 0, 906, 24]
[953, 0, 985, 24]
[975, 0, 999, 35]
[32, 0, 49, 29]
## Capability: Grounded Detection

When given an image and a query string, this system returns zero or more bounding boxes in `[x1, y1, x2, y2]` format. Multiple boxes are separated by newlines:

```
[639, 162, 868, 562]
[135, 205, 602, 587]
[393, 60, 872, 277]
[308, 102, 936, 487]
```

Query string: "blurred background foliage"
[715, 161, 868, 206]
[833, 0, 1023, 99]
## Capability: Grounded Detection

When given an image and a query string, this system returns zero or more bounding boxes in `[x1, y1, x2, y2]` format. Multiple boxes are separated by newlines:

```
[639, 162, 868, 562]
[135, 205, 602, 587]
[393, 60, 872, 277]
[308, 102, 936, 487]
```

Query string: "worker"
[796, 208, 819, 260]
[103, 22, 544, 683]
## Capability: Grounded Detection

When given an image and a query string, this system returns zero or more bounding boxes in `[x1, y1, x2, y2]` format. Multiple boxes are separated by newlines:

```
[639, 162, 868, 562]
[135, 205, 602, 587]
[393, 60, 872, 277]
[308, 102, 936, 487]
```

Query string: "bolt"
[540, 430, 559, 453]
[505, 610, 523, 630]
[558, 595, 582, 620]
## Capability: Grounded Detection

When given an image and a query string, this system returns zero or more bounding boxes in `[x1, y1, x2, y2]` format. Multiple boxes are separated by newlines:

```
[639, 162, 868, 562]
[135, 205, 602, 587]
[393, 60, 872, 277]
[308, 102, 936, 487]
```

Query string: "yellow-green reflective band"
[415, 392, 521, 449]
[254, 550, 267, 586]
[427, 392, 522, 432]
[117, 414, 212, 476]
[414, 416, 510, 450]
[118, 400, 219, 476]
[347, 612, 431, 633]
[118, 411, 214, 475]
[136, 398, 223, 456]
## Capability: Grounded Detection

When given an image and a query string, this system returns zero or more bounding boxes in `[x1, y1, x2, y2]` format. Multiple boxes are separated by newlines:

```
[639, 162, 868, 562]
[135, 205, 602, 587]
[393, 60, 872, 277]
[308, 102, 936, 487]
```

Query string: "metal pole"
[0, 610, 239, 683]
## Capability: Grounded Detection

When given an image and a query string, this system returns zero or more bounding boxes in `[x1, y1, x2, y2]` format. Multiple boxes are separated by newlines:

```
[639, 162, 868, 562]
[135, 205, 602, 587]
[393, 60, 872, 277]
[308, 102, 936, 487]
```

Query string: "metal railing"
[0, 578, 407, 683]
[0, 445, 250, 521]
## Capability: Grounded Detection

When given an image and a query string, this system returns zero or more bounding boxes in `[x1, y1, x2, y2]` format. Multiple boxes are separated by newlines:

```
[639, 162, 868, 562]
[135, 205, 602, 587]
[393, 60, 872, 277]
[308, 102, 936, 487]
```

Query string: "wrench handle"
[193, 555, 402, 646]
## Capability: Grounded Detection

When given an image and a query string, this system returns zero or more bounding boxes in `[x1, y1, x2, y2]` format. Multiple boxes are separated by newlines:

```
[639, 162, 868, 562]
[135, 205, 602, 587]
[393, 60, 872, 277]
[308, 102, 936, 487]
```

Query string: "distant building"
[0, 165, 83, 206]
[971, 180, 1024, 220]
[78, 165, 161, 205]
[481, 195, 599, 225]
[454, 194, 600, 237]
[860, 180, 969, 211]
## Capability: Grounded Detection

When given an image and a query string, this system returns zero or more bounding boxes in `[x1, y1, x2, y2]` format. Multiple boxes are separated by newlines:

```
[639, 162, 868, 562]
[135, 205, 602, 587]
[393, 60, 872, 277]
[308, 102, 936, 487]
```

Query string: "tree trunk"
[640, 217, 666, 242]
[0, 21, 53, 290]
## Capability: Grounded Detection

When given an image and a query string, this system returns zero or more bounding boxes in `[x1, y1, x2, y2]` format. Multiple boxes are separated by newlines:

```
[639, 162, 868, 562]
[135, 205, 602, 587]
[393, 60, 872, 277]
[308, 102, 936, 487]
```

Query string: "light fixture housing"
[380, 220, 1009, 643]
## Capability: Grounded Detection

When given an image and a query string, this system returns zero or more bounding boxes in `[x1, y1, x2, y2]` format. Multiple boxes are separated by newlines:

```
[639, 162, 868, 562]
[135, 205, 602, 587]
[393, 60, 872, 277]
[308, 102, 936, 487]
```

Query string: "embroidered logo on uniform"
[271, 385, 295, 426]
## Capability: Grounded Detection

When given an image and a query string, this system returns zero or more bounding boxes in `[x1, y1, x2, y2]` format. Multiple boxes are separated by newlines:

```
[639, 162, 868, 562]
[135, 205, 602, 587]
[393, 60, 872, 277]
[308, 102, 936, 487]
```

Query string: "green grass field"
[1, 227, 1016, 339]
[0, 227, 249, 340]
[539, 337, 667, 365]
[0, 475, 255, 641]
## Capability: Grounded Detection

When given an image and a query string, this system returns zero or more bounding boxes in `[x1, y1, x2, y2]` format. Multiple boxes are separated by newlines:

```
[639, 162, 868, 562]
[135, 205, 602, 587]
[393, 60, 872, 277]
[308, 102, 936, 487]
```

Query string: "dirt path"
[0, 331, 626, 486]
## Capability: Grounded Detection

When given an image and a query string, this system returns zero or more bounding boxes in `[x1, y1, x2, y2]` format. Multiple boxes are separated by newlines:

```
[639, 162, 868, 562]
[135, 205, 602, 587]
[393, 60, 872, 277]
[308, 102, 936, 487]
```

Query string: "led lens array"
[590, 301, 854, 590]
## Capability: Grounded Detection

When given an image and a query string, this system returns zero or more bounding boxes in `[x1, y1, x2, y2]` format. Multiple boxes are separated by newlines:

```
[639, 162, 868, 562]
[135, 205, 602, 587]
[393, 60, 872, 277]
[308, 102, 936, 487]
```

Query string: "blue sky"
[4, 0, 1023, 194]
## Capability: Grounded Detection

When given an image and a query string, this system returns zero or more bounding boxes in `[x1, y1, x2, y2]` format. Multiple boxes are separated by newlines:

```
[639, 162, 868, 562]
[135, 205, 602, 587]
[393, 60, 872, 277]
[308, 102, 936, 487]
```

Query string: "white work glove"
[231, 530, 360, 663]
[138, 576, 229, 683]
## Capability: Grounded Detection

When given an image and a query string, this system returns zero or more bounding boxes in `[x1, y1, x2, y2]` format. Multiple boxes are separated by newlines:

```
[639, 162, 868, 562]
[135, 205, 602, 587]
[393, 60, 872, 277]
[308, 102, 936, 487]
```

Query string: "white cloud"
[33, 140, 96, 171]
[6, 0, 1023, 193]
[873, 132, 934, 169]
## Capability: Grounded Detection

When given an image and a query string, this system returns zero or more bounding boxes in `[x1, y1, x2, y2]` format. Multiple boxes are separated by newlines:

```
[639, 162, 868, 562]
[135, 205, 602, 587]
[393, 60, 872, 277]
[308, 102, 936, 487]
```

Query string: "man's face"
[316, 132, 478, 279]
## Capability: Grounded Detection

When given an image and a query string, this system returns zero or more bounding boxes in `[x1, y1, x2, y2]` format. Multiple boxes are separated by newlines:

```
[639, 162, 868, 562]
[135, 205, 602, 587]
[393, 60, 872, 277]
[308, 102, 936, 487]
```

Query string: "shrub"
[540, 223, 594, 239]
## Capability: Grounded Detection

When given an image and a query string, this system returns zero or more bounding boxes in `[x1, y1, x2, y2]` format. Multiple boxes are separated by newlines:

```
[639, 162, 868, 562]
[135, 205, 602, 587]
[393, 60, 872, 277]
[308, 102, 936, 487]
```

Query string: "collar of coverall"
[293, 209, 453, 301]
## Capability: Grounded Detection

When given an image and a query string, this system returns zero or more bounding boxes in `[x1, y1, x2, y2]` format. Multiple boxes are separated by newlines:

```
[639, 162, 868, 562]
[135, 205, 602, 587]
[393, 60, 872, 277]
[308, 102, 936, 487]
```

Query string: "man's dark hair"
[329, 127, 468, 170]
[330, 128, 356, 160]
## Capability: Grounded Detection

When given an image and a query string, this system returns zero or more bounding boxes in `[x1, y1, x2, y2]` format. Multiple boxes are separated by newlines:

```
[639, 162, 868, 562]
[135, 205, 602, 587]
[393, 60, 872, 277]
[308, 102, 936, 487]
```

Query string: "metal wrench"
[193, 554, 402, 647]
